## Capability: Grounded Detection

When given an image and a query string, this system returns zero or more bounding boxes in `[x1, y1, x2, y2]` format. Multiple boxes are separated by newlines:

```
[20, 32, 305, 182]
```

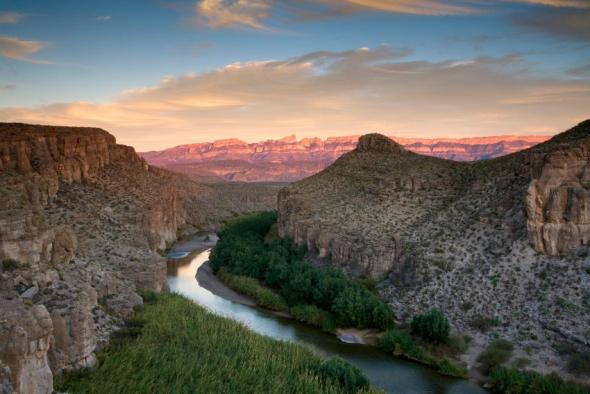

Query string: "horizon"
[0, 1, 589, 150]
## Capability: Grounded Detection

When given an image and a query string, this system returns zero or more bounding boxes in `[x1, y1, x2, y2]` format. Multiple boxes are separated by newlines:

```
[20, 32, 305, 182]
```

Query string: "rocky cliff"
[140, 134, 548, 182]
[278, 120, 590, 381]
[0, 123, 279, 393]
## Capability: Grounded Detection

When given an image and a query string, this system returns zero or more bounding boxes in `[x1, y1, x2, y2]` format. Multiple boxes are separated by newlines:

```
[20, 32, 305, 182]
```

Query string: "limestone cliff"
[278, 121, 590, 381]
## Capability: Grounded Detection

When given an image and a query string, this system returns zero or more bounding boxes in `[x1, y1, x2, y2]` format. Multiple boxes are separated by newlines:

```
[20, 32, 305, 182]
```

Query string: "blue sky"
[1, 0, 589, 150]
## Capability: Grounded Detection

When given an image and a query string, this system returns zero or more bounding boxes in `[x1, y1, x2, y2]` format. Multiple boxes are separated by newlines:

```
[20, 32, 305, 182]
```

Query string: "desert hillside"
[0, 123, 279, 393]
[278, 120, 590, 381]
[140, 134, 549, 182]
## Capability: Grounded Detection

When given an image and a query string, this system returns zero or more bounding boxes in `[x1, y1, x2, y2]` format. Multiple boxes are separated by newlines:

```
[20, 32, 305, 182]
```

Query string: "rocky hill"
[140, 134, 548, 182]
[277, 120, 590, 382]
[0, 123, 279, 393]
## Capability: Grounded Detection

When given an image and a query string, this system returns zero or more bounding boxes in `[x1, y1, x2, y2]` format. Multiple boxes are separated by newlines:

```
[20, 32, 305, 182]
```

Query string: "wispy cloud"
[0, 84, 15, 91]
[314, 0, 480, 16]
[96, 15, 112, 21]
[195, 0, 273, 29]
[514, 0, 590, 8]
[0, 36, 51, 64]
[0, 12, 23, 24]
[2, 45, 588, 150]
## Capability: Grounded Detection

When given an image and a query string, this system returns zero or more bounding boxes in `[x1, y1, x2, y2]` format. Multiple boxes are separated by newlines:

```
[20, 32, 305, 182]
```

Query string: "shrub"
[489, 367, 590, 394]
[1, 258, 19, 271]
[316, 357, 370, 393]
[437, 359, 468, 378]
[377, 329, 429, 362]
[411, 308, 450, 344]
[477, 339, 514, 375]
[469, 314, 501, 332]
[218, 269, 288, 312]
[291, 304, 327, 328]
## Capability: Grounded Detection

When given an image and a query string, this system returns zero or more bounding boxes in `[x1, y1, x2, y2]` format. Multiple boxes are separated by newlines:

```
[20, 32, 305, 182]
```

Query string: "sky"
[0, 0, 589, 151]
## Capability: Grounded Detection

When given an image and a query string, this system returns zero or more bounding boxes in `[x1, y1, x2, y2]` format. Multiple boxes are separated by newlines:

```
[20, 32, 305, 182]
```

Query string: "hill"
[277, 120, 590, 382]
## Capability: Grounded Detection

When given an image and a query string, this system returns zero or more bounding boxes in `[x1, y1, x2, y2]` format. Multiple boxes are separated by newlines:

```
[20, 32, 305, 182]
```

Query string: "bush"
[316, 357, 370, 393]
[1, 258, 19, 271]
[477, 339, 514, 375]
[437, 359, 468, 378]
[291, 304, 327, 328]
[469, 314, 500, 332]
[411, 308, 450, 344]
[377, 329, 429, 363]
[489, 367, 590, 394]
[218, 269, 288, 312]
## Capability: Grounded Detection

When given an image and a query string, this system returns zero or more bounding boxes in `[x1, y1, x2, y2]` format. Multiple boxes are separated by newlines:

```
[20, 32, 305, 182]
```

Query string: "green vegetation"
[218, 269, 289, 312]
[1, 258, 19, 271]
[411, 308, 450, 344]
[57, 292, 375, 394]
[209, 212, 395, 330]
[291, 304, 334, 330]
[489, 367, 590, 394]
[376, 329, 467, 378]
[477, 339, 514, 375]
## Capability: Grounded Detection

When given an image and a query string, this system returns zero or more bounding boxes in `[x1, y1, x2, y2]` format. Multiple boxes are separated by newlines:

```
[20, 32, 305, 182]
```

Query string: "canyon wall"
[0, 124, 184, 393]
[526, 124, 590, 255]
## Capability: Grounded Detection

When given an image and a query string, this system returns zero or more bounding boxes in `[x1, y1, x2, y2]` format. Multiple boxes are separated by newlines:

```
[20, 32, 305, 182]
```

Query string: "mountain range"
[140, 134, 550, 182]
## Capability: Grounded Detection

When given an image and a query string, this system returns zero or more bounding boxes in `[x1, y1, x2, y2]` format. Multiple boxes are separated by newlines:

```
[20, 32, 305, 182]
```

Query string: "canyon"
[140, 134, 549, 182]
[278, 121, 590, 382]
[0, 123, 279, 393]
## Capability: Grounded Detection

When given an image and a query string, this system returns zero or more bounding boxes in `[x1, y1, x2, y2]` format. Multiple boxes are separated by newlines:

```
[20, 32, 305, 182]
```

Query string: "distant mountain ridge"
[140, 134, 550, 182]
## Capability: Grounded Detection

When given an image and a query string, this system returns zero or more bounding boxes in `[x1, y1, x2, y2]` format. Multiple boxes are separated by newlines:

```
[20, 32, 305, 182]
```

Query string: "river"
[166, 234, 487, 394]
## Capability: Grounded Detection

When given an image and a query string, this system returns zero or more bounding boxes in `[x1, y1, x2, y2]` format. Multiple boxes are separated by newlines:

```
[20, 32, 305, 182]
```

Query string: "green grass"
[56, 292, 377, 394]
[218, 269, 289, 312]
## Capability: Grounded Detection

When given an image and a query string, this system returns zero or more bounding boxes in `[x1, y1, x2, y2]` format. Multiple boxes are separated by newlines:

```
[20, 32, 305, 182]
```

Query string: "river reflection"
[167, 246, 487, 394]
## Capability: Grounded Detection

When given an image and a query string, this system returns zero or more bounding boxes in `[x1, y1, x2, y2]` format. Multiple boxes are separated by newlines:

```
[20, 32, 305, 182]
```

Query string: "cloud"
[313, 0, 479, 16]
[515, 0, 590, 7]
[0, 84, 15, 91]
[96, 15, 112, 21]
[0, 12, 23, 24]
[1, 45, 588, 150]
[0, 36, 51, 64]
[195, 0, 273, 29]
[514, 8, 590, 41]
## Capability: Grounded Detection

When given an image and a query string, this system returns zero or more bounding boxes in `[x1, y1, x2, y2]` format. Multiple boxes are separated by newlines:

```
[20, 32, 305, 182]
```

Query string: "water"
[167, 244, 486, 394]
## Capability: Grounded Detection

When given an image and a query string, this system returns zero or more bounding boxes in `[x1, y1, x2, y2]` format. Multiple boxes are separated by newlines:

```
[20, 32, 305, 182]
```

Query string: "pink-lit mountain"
[140, 134, 550, 182]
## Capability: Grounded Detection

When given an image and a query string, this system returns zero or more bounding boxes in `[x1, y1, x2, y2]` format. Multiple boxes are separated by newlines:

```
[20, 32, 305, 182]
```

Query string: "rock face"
[278, 121, 590, 380]
[140, 133, 548, 182]
[0, 300, 53, 394]
[526, 130, 590, 255]
[0, 122, 281, 393]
